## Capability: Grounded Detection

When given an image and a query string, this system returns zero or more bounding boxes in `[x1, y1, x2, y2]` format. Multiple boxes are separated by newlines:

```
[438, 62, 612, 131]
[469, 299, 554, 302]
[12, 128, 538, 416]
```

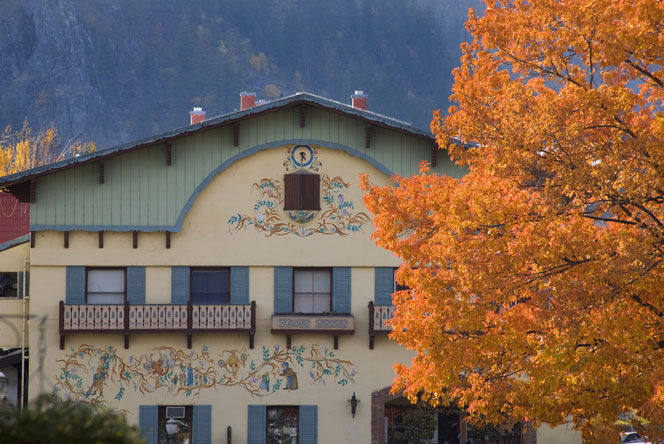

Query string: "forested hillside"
[0, 0, 477, 149]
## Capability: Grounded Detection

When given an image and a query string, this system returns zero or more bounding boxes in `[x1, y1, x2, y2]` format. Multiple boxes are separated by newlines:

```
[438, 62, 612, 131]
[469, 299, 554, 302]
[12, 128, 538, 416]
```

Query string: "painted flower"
[218, 360, 225, 367]
[257, 213, 264, 223]
[250, 377, 258, 383]
[189, 352, 195, 358]
[341, 209, 349, 217]
[202, 345, 208, 352]
[79, 352, 84, 358]
[338, 194, 344, 204]
[240, 353, 247, 362]
[128, 356, 134, 363]
[274, 345, 279, 351]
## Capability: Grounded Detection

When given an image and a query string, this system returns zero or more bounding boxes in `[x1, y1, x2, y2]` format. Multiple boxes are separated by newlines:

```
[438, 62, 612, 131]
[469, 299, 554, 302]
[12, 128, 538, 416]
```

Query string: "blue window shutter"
[25, 271, 29, 297]
[333, 267, 351, 313]
[274, 267, 293, 313]
[192, 405, 211, 444]
[18, 271, 23, 299]
[171, 266, 190, 304]
[139, 405, 158, 444]
[247, 405, 266, 444]
[299, 405, 318, 444]
[374, 267, 394, 306]
[127, 267, 146, 305]
[231, 266, 249, 305]
[66, 266, 85, 304]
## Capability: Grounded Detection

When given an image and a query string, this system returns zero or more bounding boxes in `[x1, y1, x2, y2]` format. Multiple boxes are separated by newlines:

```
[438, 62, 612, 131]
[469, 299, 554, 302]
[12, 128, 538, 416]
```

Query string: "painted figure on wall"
[281, 363, 298, 390]
[56, 344, 356, 404]
[260, 372, 270, 392]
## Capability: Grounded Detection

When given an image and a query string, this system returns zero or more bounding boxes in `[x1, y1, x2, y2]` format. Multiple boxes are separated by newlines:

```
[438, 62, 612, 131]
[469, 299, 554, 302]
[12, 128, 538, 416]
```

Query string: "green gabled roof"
[0, 92, 437, 189]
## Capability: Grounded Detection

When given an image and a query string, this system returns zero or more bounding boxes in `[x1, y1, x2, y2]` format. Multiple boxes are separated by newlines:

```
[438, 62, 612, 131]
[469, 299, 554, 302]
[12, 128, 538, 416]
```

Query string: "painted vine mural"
[54, 344, 356, 404]
[227, 144, 370, 237]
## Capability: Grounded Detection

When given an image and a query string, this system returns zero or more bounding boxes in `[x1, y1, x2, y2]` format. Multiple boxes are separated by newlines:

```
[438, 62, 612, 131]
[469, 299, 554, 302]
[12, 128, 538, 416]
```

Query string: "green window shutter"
[127, 267, 146, 305]
[25, 271, 29, 297]
[230, 267, 249, 305]
[139, 405, 158, 444]
[374, 267, 394, 306]
[65, 266, 85, 304]
[192, 405, 211, 444]
[274, 267, 293, 313]
[171, 266, 190, 304]
[18, 271, 23, 299]
[247, 405, 266, 444]
[299, 405, 318, 444]
[332, 267, 351, 313]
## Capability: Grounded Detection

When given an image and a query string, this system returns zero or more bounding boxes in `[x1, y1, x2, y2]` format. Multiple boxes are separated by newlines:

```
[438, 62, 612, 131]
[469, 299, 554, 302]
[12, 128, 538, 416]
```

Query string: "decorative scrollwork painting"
[227, 144, 370, 237]
[54, 344, 356, 404]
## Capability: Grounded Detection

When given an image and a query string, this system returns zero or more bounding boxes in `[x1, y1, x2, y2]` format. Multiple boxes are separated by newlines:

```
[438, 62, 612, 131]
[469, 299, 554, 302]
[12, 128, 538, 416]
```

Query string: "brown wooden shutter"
[284, 173, 320, 210]
[301, 174, 320, 210]
[284, 174, 300, 210]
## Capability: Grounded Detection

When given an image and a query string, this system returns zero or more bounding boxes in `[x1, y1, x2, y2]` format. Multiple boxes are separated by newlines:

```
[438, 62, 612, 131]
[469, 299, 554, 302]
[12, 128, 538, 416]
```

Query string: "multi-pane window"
[157, 405, 192, 444]
[191, 268, 230, 304]
[293, 268, 331, 313]
[0, 272, 17, 297]
[393, 268, 409, 293]
[266, 406, 299, 444]
[86, 268, 125, 304]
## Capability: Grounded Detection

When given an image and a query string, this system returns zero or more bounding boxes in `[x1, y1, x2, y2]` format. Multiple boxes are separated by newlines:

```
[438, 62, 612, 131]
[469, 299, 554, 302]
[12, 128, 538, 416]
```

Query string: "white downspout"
[20, 256, 29, 409]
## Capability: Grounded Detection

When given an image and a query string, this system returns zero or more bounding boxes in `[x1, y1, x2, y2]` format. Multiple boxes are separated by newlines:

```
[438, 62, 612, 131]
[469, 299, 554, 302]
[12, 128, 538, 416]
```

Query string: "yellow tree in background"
[362, 1, 664, 442]
[0, 120, 95, 176]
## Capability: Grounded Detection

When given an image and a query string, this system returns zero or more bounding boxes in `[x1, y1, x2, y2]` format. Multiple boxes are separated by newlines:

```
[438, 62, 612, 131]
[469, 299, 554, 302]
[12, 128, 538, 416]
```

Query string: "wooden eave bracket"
[132, 231, 138, 249]
[64, 231, 69, 248]
[30, 179, 36, 203]
[166, 142, 172, 166]
[365, 123, 372, 148]
[98, 231, 104, 248]
[233, 124, 239, 147]
[99, 160, 105, 184]
[165, 231, 171, 249]
[300, 104, 306, 128]
[431, 141, 438, 167]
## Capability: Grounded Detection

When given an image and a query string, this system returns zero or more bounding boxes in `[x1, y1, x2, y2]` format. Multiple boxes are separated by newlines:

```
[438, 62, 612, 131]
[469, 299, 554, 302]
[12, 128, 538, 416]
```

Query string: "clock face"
[290, 145, 314, 168]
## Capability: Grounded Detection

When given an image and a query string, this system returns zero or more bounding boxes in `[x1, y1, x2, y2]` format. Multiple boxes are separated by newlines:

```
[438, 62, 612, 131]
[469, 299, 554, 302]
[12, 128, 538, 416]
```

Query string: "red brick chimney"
[190, 107, 206, 125]
[351, 90, 367, 110]
[240, 92, 256, 110]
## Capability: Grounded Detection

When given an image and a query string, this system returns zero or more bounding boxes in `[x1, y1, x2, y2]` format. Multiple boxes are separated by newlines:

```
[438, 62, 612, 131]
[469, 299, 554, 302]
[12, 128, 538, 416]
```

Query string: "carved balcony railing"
[271, 313, 354, 350]
[59, 300, 256, 350]
[368, 301, 395, 349]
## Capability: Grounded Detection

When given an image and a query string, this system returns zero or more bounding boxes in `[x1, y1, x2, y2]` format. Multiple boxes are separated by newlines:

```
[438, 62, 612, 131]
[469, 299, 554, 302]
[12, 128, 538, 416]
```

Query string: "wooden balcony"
[59, 300, 256, 350]
[271, 313, 354, 350]
[368, 301, 395, 349]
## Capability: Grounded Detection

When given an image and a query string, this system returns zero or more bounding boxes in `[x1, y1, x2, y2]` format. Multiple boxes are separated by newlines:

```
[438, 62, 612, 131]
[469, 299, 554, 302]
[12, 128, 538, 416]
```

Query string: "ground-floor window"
[267, 406, 299, 444]
[157, 405, 192, 444]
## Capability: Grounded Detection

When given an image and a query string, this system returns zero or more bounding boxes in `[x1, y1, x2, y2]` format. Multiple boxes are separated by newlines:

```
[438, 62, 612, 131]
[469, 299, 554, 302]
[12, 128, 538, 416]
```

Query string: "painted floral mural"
[54, 344, 356, 404]
[227, 144, 371, 237]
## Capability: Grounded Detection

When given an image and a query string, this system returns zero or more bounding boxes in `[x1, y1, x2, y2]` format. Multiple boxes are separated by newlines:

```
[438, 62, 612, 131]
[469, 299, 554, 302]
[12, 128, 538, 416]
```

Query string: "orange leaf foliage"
[0, 120, 96, 177]
[362, 1, 664, 442]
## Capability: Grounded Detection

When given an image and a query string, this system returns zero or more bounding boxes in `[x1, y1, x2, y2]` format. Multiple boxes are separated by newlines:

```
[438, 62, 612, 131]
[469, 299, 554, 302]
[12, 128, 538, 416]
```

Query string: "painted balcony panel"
[368, 302, 396, 349]
[59, 301, 256, 350]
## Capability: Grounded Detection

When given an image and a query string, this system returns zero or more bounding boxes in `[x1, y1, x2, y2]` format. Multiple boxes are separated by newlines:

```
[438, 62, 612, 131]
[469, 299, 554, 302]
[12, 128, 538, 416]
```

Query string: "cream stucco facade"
[0, 93, 583, 444]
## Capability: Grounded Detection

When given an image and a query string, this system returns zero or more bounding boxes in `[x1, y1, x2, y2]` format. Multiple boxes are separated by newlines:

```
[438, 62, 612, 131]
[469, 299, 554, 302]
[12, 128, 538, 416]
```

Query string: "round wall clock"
[290, 145, 314, 168]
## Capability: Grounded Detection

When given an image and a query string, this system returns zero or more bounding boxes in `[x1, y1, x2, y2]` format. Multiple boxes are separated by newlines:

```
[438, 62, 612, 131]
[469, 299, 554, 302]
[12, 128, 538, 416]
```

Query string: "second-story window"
[87, 268, 125, 304]
[191, 268, 230, 304]
[293, 268, 331, 313]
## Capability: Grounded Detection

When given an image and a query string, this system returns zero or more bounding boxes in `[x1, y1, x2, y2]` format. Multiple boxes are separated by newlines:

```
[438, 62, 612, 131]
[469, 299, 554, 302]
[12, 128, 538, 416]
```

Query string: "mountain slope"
[0, 0, 478, 149]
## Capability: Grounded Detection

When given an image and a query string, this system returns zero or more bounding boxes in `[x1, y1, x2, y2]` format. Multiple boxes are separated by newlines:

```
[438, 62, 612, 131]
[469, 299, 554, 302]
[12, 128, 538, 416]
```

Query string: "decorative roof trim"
[30, 139, 393, 233]
[0, 92, 436, 189]
[0, 234, 30, 252]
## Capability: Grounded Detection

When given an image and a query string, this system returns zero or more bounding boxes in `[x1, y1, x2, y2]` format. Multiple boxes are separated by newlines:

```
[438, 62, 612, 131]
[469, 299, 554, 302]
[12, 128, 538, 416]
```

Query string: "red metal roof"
[0, 192, 29, 244]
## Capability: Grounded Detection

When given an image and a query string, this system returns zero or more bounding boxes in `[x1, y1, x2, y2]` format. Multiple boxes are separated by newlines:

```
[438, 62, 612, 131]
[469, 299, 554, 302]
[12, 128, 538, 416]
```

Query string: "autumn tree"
[0, 120, 95, 176]
[361, 1, 664, 442]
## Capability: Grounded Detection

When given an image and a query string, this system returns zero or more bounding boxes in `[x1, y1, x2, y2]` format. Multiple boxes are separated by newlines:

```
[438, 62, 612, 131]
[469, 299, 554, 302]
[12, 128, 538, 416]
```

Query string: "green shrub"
[0, 394, 145, 444]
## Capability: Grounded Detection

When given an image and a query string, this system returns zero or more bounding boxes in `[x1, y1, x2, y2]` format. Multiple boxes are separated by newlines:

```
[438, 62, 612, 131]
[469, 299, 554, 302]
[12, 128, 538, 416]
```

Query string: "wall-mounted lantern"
[0, 371, 8, 399]
[348, 392, 360, 418]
